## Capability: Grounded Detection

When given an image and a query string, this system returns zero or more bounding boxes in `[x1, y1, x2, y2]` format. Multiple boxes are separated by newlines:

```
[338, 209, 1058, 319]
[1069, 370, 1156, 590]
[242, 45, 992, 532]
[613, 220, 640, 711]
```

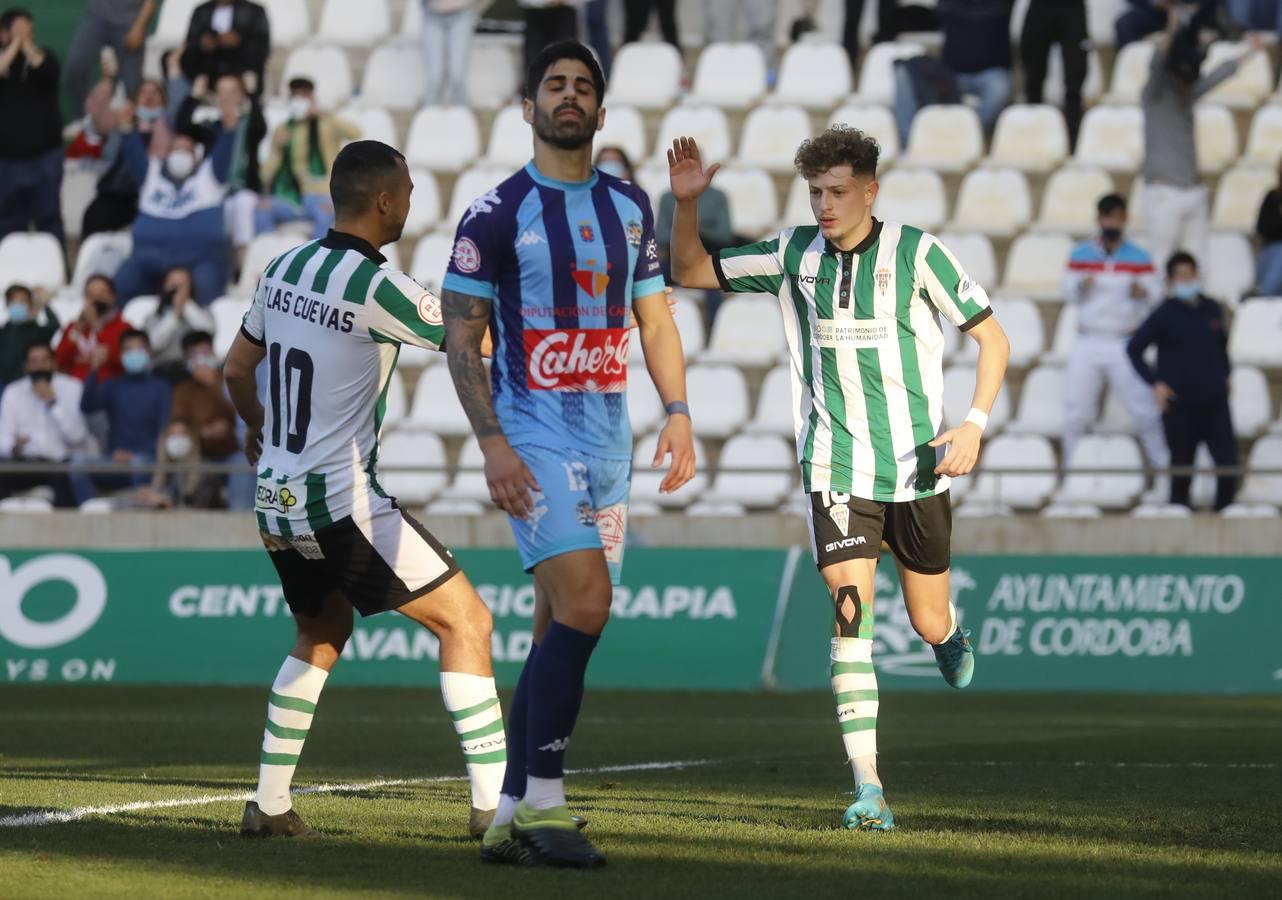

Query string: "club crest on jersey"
[625, 220, 643, 247]
[417, 291, 443, 326]
[579, 222, 595, 242]
[571, 266, 611, 298]
[875, 268, 891, 293]
[453, 237, 481, 273]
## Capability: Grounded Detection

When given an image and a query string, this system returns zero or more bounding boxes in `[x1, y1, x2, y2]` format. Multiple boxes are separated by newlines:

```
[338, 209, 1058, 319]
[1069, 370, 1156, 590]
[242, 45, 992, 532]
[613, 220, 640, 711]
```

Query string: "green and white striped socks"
[441, 672, 507, 811]
[831, 598, 881, 789]
[255, 655, 329, 815]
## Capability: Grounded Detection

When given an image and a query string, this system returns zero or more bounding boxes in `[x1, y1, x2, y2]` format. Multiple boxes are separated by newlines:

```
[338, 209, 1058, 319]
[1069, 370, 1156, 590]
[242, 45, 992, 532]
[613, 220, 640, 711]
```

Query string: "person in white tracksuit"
[1061, 194, 1169, 470]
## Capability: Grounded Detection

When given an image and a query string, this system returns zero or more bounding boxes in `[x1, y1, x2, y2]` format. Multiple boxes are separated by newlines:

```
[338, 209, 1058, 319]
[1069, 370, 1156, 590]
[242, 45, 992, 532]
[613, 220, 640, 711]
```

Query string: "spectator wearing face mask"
[181, 0, 270, 96]
[82, 76, 169, 239]
[255, 78, 359, 238]
[594, 145, 635, 181]
[144, 266, 216, 376]
[0, 343, 88, 507]
[1127, 251, 1237, 511]
[63, 0, 156, 113]
[56, 274, 131, 381]
[171, 329, 238, 464]
[134, 418, 223, 508]
[73, 328, 170, 502]
[0, 284, 59, 387]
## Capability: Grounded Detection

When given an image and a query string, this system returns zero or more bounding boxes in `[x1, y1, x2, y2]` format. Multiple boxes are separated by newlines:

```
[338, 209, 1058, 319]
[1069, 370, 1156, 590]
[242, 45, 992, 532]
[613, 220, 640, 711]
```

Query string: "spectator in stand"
[181, 0, 270, 96]
[1062, 193, 1168, 472]
[623, 0, 678, 48]
[1128, 251, 1238, 510]
[0, 8, 64, 244]
[82, 76, 169, 238]
[171, 330, 239, 485]
[0, 343, 88, 507]
[57, 274, 130, 381]
[893, 0, 1014, 145]
[1224, 0, 1282, 31]
[1021, 0, 1088, 150]
[1254, 157, 1282, 295]
[144, 267, 216, 377]
[594, 145, 635, 181]
[0, 284, 58, 387]
[1141, 14, 1262, 273]
[422, 0, 485, 106]
[519, 0, 581, 82]
[657, 176, 734, 326]
[841, 2, 919, 68]
[63, 0, 155, 112]
[255, 78, 358, 239]
[133, 418, 223, 508]
[73, 328, 170, 502]
[585, 0, 613, 76]
[703, 0, 776, 79]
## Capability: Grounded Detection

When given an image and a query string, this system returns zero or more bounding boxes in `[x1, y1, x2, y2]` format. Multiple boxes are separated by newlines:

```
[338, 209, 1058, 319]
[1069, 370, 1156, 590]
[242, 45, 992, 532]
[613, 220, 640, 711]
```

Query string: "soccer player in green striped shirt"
[222, 141, 508, 840]
[668, 128, 1011, 830]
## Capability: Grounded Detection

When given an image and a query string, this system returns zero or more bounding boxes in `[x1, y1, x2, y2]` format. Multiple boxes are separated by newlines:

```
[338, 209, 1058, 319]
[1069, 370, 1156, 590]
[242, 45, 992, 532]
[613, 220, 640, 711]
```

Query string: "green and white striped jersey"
[713, 219, 993, 502]
[240, 231, 446, 535]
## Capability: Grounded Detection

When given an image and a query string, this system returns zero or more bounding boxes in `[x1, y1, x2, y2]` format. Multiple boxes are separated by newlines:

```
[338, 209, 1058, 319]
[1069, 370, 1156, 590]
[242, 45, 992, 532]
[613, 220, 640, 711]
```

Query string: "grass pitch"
[1, 687, 1280, 899]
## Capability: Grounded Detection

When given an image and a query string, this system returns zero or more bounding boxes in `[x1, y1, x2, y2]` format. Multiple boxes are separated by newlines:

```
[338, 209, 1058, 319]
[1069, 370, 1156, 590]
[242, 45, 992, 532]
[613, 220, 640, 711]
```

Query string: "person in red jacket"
[55, 274, 129, 380]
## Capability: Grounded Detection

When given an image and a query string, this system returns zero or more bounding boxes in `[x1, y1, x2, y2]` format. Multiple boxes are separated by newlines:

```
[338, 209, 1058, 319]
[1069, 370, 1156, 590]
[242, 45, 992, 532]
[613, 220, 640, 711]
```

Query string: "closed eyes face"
[526, 59, 602, 151]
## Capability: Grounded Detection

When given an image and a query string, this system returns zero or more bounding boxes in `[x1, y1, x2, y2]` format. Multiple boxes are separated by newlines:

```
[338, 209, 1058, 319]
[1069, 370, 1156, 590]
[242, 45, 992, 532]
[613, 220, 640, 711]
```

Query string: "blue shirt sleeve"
[441, 191, 509, 301]
[631, 188, 666, 300]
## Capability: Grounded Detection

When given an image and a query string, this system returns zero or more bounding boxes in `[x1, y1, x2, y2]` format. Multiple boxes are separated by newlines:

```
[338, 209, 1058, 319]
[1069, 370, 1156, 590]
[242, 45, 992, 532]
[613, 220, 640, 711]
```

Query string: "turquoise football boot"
[843, 784, 895, 831]
[932, 626, 975, 689]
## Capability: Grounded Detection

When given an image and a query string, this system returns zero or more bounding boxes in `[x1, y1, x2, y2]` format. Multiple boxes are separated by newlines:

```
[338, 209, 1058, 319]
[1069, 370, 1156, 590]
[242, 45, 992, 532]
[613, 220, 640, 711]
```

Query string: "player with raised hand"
[667, 128, 1010, 830]
[442, 41, 696, 867]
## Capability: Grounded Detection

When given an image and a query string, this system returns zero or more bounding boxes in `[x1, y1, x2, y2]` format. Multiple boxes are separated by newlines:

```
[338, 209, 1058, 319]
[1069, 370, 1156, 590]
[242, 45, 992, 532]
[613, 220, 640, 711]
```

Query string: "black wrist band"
[665, 401, 691, 418]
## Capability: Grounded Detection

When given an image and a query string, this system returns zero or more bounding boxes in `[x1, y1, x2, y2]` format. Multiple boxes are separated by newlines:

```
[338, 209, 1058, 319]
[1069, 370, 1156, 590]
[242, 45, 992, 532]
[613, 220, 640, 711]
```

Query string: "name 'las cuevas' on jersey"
[713, 220, 993, 503]
[240, 232, 447, 535]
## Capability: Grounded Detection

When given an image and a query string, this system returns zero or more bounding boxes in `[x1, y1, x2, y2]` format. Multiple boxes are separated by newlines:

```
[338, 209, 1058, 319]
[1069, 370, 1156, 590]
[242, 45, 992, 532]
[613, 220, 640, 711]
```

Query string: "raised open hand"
[667, 137, 720, 203]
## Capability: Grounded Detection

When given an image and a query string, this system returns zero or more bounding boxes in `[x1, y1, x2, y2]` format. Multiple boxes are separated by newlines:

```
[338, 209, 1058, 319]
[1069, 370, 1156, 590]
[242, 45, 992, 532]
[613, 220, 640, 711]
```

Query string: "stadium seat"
[406, 365, 473, 435]
[715, 168, 780, 237]
[400, 0, 423, 36]
[627, 366, 665, 435]
[465, 40, 521, 110]
[1201, 41, 1273, 109]
[1229, 299, 1282, 367]
[685, 364, 750, 437]
[409, 232, 454, 294]
[1008, 365, 1064, 436]
[379, 241, 402, 272]
[686, 499, 748, 516]
[632, 431, 708, 507]
[736, 106, 814, 173]
[0, 233, 65, 292]
[375, 432, 447, 505]
[485, 105, 533, 169]
[425, 497, 487, 516]
[1036, 166, 1114, 233]
[1130, 503, 1192, 518]
[210, 296, 250, 358]
[449, 437, 492, 503]
[1001, 232, 1073, 300]
[607, 42, 683, 110]
[282, 45, 353, 111]
[702, 294, 786, 366]
[1059, 434, 1145, 508]
[1211, 166, 1274, 232]
[1237, 435, 1282, 506]
[0, 496, 53, 513]
[987, 105, 1069, 173]
[948, 168, 1032, 237]
[701, 434, 795, 508]
[671, 293, 707, 360]
[317, 0, 390, 47]
[407, 107, 482, 173]
[70, 231, 132, 294]
[1102, 41, 1154, 104]
[360, 42, 426, 110]
[1094, 386, 1135, 435]
[1195, 105, 1240, 174]
[121, 296, 158, 329]
[1046, 305, 1076, 363]
[746, 364, 796, 437]
[60, 166, 97, 241]
[1205, 231, 1255, 305]
[1243, 104, 1282, 165]
[902, 105, 984, 172]
[1087, 0, 1127, 45]
[690, 43, 768, 109]
[1231, 366, 1273, 438]
[1220, 503, 1281, 518]
[446, 166, 510, 225]
[772, 43, 853, 109]
[1040, 502, 1103, 517]
[1073, 106, 1143, 171]
[633, 163, 669, 218]
[828, 104, 900, 164]
[261, 0, 311, 47]
[1042, 45, 1105, 105]
[942, 364, 1011, 433]
[595, 105, 647, 164]
[651, 106, 732, 165]
[936, 232, 997, 291]
[782, 177, 814, 225]
[337, 104, 398, 148]
[874, 169, 947, 230]
[397, 169, 441, 239]
[952, 296, 1043, 368]
[154, 0, 199, 45]
[851, 42, 925, 106]
[966, 434, 1058, 509]
[238, 232, 300, 295]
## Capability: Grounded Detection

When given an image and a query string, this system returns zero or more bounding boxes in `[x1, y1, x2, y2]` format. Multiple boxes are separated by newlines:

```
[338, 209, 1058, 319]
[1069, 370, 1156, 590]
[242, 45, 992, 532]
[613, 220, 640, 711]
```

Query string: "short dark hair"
[121, 328, 150, 347]
[1166, 250, 1198, 278]
[5, 283, 31, 304]
[330, 140, 406, 218]
[0, 8, 33, 29]
[525, 40, 606, 103]
[794, 125, 880, 180]
[288, 77, 315, 93]
[25, 341, 51, 360]
[1098, 193, 1126, 217]
[181, 330, 215, 353]
[85, 274, 116, 297]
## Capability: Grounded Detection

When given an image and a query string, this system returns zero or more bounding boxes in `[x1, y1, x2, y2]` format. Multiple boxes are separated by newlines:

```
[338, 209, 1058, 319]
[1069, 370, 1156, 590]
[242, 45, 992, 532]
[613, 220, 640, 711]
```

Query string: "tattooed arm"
[442, 289, 540, 518]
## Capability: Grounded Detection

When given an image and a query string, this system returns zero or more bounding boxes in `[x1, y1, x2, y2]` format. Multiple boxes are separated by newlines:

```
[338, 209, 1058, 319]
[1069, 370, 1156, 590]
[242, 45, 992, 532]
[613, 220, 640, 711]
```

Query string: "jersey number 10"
[268, 342, 313, 453]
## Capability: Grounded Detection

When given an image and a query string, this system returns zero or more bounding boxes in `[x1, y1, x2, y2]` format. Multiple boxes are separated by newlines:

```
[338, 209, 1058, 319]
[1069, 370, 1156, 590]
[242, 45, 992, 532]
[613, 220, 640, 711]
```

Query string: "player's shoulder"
[458, 168, 531, 230]
[598, 171, 651, 207]
[882, 221, 937, 259]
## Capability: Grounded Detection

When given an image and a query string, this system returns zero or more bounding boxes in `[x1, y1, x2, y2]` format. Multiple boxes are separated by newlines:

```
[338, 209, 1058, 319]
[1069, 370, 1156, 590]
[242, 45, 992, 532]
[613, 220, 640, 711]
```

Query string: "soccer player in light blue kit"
[441, 41, 696, 868]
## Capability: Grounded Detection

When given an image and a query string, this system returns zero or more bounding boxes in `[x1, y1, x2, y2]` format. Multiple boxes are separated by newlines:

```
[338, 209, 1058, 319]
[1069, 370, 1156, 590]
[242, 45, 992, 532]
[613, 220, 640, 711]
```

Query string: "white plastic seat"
[409, 232, 455, 294]
[949, 168, 1031, 237]
[747, 364, 796, 437]
[210, 296, 251, 358]
[632, 432, 708, 507]
[902, 105, 983, 172]
[485, 105, 533, 169]
[690, 43, 767, 109]
[1130, 503, 1193, 518]
[935, 232, 997, 292]
[406, 365, 473, 435]
[1229, 300, 1282, 367]
[651, 106, 732, 165]
[1041, 502, 1103, 518]
[121, 295, 158, 329]
[360, 42, 426, 110]
[987, 105, 1069, 173]
[317, 0, 390, 47]
[671, 293, 707, 360]
[1009, 365, 1064, 436]
[715, 168, 780, 238]
[1231, 366, 1272, 438]
[1237, 436, 1282, 505]
[942, 365, 1011, 434]
[282, 45, 353, 111]
[852, 42, 925, 106]
[464, 40, 521, 110]
[736, 106, 813, 173]
[60, 166, 98, 240]
[1220, 503, 1281, 518]
[828, 104, 899, 164]
[772, 43, 852, 109]
[449, 437, 492, 503]
[1001, 232, 1074, 300]
[1195, 105, 1240, 174]
[1073, 106, 1144, 171]
[1087, 0, 1128, 46]
[595, 106, 647, 164]
[1205, 231, 1255, 305]
[261, 0, 311, 48]
[685, 364, 750, 437]
[154, 0, 199, 45]
[952, 296, 1043, 368]
[1201, 41, 1273, 109]
[397, 169, 441, 239]
[967, 434, 1058, 509]
[701, 434, 795, 508]
[376, 432, 447, 505]
[606, 42, 683, 110]
[1212, 166, 1274, 232]
[626, 365, 664, 435]
[1046, 305, 1076, 363]
[446, 166, 510, 225]
[0, 233, 65, 292]
[1243, 105, 1282, 165]
[1036, 166, 1114, 233]
[400, 0, 423, 37]
[70, 231, 132, 294]
[238, 232, 302, 295]
[407, 107, 482, 173]
[874, 169, 946, 230]
[702, 295, 786, 366]
[1059, 434, 1145, 508]
[1102, 41, 1154, 104]
[337, 104, 397, 148]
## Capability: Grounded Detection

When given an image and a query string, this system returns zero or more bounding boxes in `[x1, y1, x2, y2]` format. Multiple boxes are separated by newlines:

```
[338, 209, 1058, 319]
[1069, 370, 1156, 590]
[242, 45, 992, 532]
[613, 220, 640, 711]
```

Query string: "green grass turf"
[1, 688, 1280, 899]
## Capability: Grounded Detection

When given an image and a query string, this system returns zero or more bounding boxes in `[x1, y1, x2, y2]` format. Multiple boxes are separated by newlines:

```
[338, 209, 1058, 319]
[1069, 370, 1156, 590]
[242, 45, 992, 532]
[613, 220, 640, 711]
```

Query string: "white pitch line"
[893, 760, 1280, 770]
[0, 758, 717, 829]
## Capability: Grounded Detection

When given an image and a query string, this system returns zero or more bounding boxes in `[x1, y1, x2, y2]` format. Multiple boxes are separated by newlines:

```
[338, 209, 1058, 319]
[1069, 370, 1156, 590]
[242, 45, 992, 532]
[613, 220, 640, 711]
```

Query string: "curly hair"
[794, 126, 880, 180]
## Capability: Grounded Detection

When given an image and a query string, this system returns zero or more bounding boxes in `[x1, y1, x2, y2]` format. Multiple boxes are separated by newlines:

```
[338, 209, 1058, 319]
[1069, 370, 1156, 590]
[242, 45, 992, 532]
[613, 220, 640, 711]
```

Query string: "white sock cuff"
[831, 636, 872, 663]
[945, 601, 959, 641]
[274, 655, 329, 697]
[440, 672, 498, 705]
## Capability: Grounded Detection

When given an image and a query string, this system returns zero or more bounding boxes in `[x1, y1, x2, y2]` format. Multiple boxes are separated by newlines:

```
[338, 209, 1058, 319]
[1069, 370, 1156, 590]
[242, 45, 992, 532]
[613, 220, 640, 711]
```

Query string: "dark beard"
[532, 104, 595, 151]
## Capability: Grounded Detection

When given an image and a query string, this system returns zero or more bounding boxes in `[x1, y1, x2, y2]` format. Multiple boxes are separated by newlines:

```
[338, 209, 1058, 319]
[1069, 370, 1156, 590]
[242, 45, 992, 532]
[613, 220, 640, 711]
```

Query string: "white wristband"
[964, 408, 989, 431]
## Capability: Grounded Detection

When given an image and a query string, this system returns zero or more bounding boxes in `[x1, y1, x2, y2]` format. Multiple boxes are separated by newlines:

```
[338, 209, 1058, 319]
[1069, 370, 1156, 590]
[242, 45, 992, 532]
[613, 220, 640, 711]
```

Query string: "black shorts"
[263, 504, 460, 618]
[806, 490, 952, 575]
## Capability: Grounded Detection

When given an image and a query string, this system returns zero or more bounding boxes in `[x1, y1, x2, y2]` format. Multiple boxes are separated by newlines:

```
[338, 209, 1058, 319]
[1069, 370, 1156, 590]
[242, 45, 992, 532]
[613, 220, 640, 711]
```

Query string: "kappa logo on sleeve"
[462, 189, 501, 225]
[452, 238, 481, 274]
